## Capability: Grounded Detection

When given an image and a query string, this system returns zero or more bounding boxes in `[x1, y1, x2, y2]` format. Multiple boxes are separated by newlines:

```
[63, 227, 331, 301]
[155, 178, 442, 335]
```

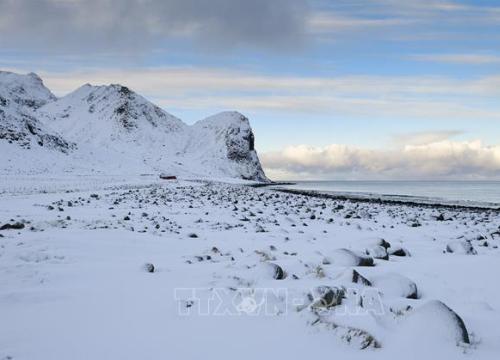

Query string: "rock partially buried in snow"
[253, 262, 287, 280]
[310, 286, 345, 309]
[144, 263, 155, 273]
[330, 249, 374, 267]
[365, 245, 389, 260]
[389, 247, 411, 257]
[269, 263, 286, 280]
[446, 240, 477, 255]
[352, 269, 372, 286]
[371, 273, 418, 299]
[377, 239, 391, 249]
[336, 269, 372, 286]
[401, 300, 470, 345]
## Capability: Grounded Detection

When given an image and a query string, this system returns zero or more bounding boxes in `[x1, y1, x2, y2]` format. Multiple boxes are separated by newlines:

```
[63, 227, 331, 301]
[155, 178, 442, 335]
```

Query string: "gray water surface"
[277, 181, 500, 207]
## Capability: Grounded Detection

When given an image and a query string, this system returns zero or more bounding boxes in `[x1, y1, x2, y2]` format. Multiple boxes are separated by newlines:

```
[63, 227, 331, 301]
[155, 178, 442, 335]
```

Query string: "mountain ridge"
[0, 71, 268, 182]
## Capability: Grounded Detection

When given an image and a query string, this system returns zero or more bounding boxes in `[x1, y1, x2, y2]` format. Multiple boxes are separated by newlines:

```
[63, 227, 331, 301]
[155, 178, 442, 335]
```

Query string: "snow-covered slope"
[39, 84, 186, 143]
[0, 71, 268, 181]
[37, 83, 189, 175]
[0, 71, 73, 152]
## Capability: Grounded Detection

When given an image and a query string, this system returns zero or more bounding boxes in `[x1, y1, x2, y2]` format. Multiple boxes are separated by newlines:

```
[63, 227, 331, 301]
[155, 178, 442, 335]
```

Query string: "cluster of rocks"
[25, 180, 498, 351]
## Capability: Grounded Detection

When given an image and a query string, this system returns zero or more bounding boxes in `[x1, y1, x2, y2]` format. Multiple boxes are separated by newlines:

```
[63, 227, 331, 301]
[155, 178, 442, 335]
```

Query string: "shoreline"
[269, 188, 500, 212]
[248, 181, 297, 188]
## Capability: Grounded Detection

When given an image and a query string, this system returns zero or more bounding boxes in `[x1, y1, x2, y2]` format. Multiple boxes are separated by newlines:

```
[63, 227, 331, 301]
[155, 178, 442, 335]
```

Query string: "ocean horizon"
[276, 180, 500, 206]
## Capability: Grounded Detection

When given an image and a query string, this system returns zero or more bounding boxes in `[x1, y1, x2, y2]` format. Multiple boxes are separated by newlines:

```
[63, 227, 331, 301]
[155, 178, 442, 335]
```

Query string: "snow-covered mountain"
[0, 71, 268, 181]
[0, 71, 73, 152]
[39, 83, 187, 142]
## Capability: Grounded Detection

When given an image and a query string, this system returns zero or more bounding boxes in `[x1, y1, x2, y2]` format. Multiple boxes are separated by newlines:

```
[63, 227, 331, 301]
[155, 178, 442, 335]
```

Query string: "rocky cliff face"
[191, 111, 267, 181]
[0, 71, 268, 181]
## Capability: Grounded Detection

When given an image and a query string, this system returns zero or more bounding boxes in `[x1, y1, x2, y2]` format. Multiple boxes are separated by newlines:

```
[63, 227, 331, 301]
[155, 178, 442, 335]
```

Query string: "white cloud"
[308, 0, 500, 43]
[412, 54, 500, 64]
[28, 67, 499, 98]
[307, 12, 413, 33]
[5, 66, 495, 122]
[366, 0, 500, 16]
[261, 140, 500, 180]
[393, 130, 463, 146]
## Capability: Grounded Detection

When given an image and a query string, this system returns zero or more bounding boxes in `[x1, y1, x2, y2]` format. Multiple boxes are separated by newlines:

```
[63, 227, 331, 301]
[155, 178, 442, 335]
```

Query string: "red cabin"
[159, 174, 177, 180]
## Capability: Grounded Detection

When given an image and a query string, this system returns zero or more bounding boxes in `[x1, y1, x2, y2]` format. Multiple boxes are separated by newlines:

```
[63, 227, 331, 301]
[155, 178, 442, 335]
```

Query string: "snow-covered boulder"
[328, 249, 374, 267]
[351, 269, 372, 286]
[309, 286, 345, 309]
[399, 300, 470, 345]
[264, 262, 286, 280]
[336, 268, 372, 286]
[365, 245, 389, 260]
[446, 240, 477, 255]
[389, 246, 411, 257]
[371, 273, 418, 299]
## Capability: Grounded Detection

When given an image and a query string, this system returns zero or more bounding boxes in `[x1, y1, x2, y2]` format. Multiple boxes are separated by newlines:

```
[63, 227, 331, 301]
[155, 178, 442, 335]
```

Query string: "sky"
[1, 0, 499, 180]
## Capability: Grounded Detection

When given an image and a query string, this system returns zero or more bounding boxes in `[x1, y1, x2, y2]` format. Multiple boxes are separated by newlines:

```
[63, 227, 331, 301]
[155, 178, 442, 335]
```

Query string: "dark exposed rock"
[0, 95, 8, 107]
[0, 222, 25, 230]
[211, 246, 220, 253]
[144, 263, 155, 273]
[270, 263, 286, 280]
[340, 327, 381, 350]
[377, 239, 391, 249]
[436, 213, 446, 221]
[352, 270, 372, 286]
[389, 247, 411, 257]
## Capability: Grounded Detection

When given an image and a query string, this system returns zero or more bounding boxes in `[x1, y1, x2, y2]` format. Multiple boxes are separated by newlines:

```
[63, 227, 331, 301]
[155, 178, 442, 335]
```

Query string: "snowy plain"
[1, 176, 500, 360]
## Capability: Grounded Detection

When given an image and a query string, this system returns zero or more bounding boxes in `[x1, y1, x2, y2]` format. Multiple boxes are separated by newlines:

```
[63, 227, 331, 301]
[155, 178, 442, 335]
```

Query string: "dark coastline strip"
[248, 181, 296, 188]
[272, 188, 500, 213]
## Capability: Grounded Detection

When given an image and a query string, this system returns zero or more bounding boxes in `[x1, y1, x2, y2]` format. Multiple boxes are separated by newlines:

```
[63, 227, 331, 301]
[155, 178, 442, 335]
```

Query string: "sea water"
[277, 181, 500, 207]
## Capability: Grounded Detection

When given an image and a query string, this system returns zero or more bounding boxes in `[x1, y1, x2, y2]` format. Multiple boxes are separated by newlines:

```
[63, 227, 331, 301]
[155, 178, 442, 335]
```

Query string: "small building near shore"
[159, 174, 177, 180]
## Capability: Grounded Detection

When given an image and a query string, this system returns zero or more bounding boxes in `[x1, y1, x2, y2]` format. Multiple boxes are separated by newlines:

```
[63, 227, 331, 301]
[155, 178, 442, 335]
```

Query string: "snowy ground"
[1, 178, 499, 359]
